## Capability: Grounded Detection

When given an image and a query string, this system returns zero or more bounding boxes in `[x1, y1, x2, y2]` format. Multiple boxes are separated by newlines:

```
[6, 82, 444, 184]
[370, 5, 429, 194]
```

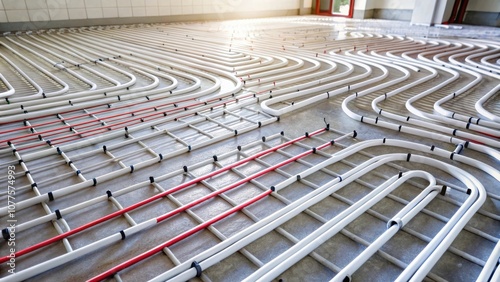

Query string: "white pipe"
[0, 114, 277, 216]
[248, 169, 436, 282]
[0, 41, 68, 98]
[11, 132, 285, 233]
[477, 240, 500, 281]
[153, 137, 496, 282]
[331, 185, 442, 282]
[0, 73, 15, 98]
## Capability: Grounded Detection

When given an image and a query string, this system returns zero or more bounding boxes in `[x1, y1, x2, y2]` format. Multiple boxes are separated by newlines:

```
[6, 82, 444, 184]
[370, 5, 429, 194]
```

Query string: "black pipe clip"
[55, 209, 62, 220]
[2, 228, 10, 240]
[48, 191, 54, 201]
[440, 185, 447, 196]
[191, 261, 202, 277]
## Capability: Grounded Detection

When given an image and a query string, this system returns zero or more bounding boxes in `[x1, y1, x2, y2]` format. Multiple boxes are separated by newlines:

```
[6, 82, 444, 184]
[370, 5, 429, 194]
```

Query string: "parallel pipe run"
[7, 131, 283, 234]
[246, 170, 438, 281]
[2, 91, 254, 150]
[151, 138, 493, 282]
[476, 239, 500, 281]
[0, 113, 277, 216]
[88, 138, 337, 281]
[331, 184, 443, 282]
[1, 19, 499, 282]
[88, 189, 272, 282]
[0, 127, 326, 264]
[0, 129, 356, 282]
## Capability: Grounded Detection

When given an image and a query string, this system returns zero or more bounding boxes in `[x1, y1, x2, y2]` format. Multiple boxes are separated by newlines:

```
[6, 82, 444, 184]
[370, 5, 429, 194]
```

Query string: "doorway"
[314, 0, 355, 18]
[446, 0, 469, 24]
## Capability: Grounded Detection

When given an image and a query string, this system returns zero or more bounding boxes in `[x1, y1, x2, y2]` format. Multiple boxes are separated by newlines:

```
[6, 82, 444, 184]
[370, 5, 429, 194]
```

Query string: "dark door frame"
[445, 0, 469, 24]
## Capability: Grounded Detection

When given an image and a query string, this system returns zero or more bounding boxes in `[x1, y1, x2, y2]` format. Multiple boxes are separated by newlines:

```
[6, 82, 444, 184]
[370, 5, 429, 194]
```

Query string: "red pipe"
[156, 140, 332, 223]
[0, 87, 207, 127]
[1, 97, 202, 144]
[88, 189, 272, 282]
[0, 128, 325, 263]
[44, 97, 237, 143]
[0, 93, 172, 133]
[9, 94, 243, 150]
[4, 90, 258, 150]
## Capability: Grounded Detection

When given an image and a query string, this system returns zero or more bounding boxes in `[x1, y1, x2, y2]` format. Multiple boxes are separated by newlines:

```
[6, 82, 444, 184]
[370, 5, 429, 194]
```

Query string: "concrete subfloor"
[0, 16, 499, 282]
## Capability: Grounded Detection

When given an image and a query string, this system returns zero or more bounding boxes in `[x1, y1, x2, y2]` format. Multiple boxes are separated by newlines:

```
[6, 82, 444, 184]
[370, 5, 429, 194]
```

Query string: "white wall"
[467, 0, 500, 12]
[411, 0, 435, 24]
[371, 0, 415, 10]
[0, 0, 301, 23]
[354, 0, 368, 10]
[359, 0, 415, 11]
[435, 0, 455, 23]
[364, 0, 376, 10]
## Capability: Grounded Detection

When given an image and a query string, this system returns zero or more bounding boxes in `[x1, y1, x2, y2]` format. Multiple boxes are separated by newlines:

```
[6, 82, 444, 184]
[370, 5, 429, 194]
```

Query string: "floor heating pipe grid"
[0, 36, 127, 100]
[256, 23, 495, 194]
[0, 20, 290, 279]
[0, 18, 498, 282]
[158, 135, 494, 282]
[5, 34, 108, 94]
[1, 127, 346, 280]
[0, 28, 281, 150]
[186, 19, 498, 280]
[256, 30, 500, 152]
[232, 18, 498, 280]
[0, 101, 278, 204]
[0, 36, 97, 95]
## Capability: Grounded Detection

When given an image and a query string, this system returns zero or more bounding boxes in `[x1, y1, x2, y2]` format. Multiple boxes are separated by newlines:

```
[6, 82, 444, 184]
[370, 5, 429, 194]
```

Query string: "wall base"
[373, 9, 413, 21]
[463, 11, 500, 27]
[300, 7, 312, 15]
[353, 9, 374, 19]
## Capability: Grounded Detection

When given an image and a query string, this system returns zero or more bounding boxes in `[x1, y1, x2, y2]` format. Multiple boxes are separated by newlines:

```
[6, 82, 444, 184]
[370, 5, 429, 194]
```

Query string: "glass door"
[332, 0, 352, 16]
[314, 0, 354, 18]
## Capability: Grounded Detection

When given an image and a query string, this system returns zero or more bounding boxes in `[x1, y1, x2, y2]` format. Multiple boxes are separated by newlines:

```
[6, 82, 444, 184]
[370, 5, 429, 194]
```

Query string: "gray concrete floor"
[0, 16, 498, 282]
